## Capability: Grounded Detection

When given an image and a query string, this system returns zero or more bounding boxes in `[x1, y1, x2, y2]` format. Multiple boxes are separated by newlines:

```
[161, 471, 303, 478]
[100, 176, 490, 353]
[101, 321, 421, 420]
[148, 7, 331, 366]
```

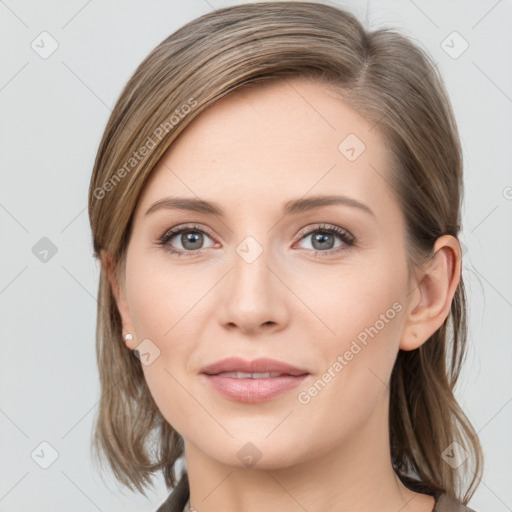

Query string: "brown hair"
[88, 1, 483, 504]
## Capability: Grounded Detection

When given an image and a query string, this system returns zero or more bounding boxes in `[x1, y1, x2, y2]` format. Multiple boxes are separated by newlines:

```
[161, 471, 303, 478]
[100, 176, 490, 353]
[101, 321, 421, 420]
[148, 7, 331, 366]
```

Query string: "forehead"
[137, 77, 399, 220]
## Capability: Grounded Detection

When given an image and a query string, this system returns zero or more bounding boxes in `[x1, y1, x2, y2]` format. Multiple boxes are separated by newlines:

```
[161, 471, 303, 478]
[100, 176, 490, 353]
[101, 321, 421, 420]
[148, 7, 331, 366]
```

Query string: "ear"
[100, 250, 137, 351]
[400, 235, 462, 351]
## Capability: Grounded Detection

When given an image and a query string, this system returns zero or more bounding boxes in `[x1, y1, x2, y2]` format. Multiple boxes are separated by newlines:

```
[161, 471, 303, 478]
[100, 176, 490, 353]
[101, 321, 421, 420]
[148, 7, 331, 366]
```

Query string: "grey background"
[1, 0, 511, 510]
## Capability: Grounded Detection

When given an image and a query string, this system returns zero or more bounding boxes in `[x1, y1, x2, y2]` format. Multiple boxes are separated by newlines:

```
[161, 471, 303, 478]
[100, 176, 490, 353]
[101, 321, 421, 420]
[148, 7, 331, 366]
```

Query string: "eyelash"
[156, 223, 355, 257]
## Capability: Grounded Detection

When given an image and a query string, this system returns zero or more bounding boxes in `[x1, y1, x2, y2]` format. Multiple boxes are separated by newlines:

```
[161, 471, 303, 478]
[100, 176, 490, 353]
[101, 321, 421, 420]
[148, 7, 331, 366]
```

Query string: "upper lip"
[201, 357, 309, 376]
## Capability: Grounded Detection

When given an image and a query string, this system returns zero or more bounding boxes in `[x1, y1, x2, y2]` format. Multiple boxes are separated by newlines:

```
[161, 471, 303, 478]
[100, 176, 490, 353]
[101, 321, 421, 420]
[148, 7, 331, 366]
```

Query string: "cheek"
[123, 252, 206, 433]
[295, 252, 405, 346]
[289, 265, 404, 447]
[125, 247, 196, 340]
[294, 255, 405, 394]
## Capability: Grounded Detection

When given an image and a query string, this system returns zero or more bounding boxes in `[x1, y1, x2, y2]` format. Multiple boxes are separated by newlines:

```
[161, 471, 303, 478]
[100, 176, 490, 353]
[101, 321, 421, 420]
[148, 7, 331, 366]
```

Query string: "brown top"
[156, 472, 479, 512]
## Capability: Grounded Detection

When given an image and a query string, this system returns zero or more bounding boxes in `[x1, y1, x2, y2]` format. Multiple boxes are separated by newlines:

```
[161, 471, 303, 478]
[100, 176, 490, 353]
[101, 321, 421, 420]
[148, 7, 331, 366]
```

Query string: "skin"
[103, 76, 461, 512]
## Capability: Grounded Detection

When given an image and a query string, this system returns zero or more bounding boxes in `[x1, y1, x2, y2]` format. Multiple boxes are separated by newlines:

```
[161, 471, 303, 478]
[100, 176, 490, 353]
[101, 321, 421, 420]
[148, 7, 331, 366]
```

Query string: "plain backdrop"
[0, 0, 511, 510]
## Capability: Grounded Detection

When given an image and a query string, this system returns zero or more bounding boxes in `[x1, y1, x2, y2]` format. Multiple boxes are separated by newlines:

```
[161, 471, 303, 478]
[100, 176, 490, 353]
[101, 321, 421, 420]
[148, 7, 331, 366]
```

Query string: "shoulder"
[155, 472, 190, 512]
[434, 491, 479, 512]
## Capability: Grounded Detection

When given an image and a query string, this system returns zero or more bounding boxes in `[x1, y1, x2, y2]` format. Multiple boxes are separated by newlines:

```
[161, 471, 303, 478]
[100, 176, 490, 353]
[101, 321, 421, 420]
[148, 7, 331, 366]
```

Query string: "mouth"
[210, 371, 295, 378]
[200, 357, 310, 403]
[200, 356, 309, 376]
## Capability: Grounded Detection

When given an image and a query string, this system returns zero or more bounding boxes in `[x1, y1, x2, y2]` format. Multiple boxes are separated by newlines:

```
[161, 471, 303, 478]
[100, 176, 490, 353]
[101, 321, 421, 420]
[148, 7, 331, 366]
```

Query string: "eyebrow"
[145, 194, 375, 218]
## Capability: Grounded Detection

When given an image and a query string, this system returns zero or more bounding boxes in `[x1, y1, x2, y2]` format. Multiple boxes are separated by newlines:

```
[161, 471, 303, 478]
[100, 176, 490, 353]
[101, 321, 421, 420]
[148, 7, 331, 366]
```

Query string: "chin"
[201, 436, 306, 471]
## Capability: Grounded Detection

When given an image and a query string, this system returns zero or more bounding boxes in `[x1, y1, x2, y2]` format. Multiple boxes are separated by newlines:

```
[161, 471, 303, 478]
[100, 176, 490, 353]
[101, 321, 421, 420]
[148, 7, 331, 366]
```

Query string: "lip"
[200, 357, 310, 404]
[200, 357, 309, 376]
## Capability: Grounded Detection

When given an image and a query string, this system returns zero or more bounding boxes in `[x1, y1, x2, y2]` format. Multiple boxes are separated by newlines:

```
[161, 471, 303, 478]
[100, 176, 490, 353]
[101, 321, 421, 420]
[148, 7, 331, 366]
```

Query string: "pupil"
[313, 232, 334, 250]
[182, 231, 202, 250]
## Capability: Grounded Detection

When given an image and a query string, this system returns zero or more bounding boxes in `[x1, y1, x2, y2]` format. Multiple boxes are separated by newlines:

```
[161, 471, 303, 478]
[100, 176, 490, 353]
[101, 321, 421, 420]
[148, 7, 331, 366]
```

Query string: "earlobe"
[400, 235, 461, 351]
[100, 250, 137, 350]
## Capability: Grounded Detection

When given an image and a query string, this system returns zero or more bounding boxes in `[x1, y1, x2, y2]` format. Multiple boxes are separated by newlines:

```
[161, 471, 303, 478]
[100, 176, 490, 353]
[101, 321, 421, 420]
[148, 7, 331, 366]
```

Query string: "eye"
[157, 223, 355, 257]
[157, 224, 216, 256]
[294, 224, 355, 255]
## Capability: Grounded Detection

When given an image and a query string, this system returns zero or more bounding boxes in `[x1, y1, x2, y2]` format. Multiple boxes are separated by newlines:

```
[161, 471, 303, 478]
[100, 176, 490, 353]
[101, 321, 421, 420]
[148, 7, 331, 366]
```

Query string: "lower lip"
[202, 374, 309, 403]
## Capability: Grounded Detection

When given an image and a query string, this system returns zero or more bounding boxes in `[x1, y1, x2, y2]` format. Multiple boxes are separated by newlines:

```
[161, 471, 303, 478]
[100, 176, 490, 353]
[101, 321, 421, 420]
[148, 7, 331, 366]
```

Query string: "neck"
[183, 393, 435, 512]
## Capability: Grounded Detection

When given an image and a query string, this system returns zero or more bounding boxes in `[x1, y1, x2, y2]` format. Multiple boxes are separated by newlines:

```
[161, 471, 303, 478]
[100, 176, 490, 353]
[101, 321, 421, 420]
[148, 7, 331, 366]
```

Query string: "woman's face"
[115, 77, 421, 469]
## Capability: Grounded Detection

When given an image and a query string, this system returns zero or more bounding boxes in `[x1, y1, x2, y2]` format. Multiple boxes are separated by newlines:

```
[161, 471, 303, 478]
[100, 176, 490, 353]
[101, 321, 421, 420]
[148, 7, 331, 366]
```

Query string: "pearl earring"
[123, 333, 133, 341]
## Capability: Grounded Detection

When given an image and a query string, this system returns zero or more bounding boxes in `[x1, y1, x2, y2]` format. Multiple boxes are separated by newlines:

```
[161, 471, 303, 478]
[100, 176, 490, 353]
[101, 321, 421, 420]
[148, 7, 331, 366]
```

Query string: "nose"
[218, 241, 289, 335]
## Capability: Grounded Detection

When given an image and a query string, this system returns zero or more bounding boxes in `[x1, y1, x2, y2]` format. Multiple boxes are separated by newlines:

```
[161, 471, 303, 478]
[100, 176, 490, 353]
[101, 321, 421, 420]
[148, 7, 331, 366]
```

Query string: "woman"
[88, 2, 483, 511]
